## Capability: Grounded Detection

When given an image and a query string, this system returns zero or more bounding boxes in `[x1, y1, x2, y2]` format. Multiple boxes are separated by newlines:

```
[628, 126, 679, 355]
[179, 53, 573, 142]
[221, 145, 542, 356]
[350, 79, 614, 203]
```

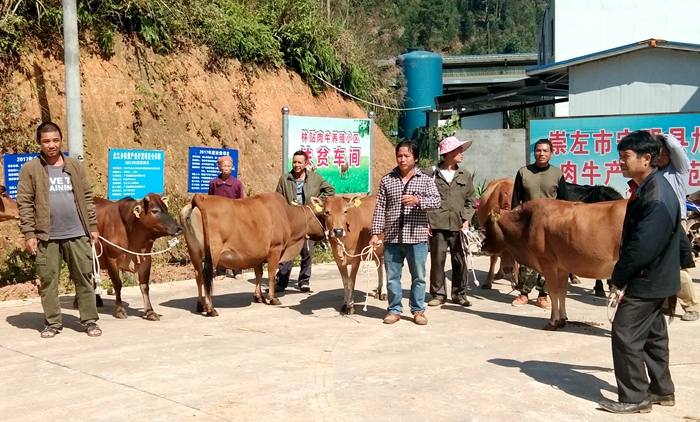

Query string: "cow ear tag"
[353, 199, 362, 207]
[133, 205, 143, 218]
[315, 203, 323, 212]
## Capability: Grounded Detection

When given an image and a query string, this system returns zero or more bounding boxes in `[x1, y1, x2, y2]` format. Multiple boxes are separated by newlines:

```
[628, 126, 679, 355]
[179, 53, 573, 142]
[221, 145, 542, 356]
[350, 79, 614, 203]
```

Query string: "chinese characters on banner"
[529, 113, 700, 195]
[286, 116, 372, 194]
[188, 147, 239, 193]
[109, 149, 165, 200]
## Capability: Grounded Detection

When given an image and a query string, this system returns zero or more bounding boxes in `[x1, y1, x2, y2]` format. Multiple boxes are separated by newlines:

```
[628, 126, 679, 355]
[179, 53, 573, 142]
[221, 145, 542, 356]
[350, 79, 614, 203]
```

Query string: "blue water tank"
[397, 49, 443, 140]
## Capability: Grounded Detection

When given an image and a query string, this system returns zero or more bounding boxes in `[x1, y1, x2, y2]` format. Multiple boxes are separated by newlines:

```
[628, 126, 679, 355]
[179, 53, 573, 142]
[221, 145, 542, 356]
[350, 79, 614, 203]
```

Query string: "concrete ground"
[1, 256, 699, 422]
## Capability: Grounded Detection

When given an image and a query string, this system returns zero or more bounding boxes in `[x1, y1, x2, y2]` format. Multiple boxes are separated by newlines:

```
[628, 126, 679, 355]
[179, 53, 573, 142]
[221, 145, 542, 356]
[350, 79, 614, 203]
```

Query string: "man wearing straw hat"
[426, 136, 477, 307]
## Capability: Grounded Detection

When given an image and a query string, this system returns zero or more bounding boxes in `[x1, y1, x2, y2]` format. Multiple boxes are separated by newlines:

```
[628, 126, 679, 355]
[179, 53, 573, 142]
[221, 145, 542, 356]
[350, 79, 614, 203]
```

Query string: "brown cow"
[95, 194, 182, 320]
[481, 198, 626, 330]
[313, 194, 386, 314]
[180, 193, 326, 316]
[0, 186, 19, 222]
[477, 178, 518, 289]
[339, 162, 350, 179]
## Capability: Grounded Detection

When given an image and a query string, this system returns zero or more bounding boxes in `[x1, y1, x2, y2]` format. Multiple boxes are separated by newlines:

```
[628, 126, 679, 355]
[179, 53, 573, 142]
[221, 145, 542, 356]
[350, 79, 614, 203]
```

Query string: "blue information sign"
[2, 154, 39, 199]
[109, 149, 165, 200]
[188, 147, 239, 193]
[530, 112, 700, 194]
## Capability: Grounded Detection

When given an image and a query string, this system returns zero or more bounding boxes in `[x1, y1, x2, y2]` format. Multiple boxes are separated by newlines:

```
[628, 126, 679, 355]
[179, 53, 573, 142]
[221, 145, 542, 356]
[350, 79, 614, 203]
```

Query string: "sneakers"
[536, 296, 552, 309]
[511, 294, 529, 307]
[681, 311, 699, 321]
[413, 312, 428, 325]
[298, 283, 311, 292]
[383, 313, 400, 324]
[427, 298, 445, 307]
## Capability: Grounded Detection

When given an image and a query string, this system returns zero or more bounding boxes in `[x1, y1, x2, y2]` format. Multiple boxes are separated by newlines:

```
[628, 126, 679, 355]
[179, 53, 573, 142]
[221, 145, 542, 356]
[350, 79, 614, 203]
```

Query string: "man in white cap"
[426, 136, 477, 307]
[510, 138, 569, 308]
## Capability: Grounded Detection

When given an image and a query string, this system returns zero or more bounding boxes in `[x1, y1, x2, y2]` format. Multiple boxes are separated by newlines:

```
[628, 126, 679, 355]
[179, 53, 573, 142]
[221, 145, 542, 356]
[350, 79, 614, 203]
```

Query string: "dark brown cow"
[95, 194, 182, 320]
[482, 198, 626, 330]
[0, 186, 19, 222]
[313, 194, 386, 314]
[477, 178, 518, 288]
[180, 193, 326, 316]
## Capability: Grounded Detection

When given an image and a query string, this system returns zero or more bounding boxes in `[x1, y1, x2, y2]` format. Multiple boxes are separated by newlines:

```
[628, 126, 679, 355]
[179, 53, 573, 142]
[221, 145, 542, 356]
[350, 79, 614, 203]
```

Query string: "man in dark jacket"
[426, 136, 477, 307]
[274, 150, 335, 292]
[599, 130, 683, 414]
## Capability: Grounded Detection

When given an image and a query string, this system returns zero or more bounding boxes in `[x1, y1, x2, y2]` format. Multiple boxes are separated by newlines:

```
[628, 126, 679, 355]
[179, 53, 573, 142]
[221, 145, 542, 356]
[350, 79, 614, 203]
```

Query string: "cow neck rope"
[97, 235, 180, 256]
[301, 205, 325, 236]
[331, 236, 383, 312]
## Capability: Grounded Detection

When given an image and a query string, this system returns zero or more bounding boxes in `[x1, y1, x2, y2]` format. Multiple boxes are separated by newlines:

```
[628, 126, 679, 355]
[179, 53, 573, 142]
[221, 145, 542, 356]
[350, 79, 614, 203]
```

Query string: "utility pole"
[63, 0, 84, 160]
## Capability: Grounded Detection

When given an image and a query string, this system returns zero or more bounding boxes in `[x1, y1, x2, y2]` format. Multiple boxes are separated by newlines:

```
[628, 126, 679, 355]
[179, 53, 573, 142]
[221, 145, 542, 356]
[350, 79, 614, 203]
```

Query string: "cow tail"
[192, 194, 214, 299]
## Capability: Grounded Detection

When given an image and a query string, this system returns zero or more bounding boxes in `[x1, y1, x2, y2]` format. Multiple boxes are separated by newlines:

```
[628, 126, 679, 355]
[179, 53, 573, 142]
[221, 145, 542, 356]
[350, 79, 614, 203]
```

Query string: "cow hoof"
[481, 284, 492, 290]
[269, 297, 282, 306]
[114, 310, 127, 319]
[379, 294, 387, 301]
[196, 302, 204, 313]
[558, 318, 568, 328]
[253, 295, 266, 304]
[145, 311, 160, 321]
[346, 306, 356, 315]
[96, 295, 104, 307]
[542, 322, 558, 331]
[340, 304, 348, 312]
[205, 309, 219, 317]
[594, 289, 606, 298]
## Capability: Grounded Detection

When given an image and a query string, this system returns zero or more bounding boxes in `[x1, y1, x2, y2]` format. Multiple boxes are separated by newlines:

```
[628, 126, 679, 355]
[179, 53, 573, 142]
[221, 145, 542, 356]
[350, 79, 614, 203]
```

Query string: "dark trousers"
[612, 295, 674, 402]
[429, 230, 468, 301]
[276, 240, 314, 287]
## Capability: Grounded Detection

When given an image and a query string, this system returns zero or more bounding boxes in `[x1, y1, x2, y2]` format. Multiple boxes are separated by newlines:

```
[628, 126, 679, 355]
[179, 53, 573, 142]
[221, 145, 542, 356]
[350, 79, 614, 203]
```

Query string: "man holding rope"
[17, 122, 101, 338]
[426, 136, 477, 308]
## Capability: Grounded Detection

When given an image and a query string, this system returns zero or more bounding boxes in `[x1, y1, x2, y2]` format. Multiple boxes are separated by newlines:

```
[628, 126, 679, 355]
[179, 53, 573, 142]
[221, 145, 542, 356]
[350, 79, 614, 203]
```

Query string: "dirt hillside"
[0, 35, 397, 258]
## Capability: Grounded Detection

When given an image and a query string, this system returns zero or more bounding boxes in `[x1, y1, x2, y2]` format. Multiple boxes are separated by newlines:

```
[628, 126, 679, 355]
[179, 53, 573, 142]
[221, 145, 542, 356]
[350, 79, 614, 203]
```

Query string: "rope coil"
[332, 236, 383, 312]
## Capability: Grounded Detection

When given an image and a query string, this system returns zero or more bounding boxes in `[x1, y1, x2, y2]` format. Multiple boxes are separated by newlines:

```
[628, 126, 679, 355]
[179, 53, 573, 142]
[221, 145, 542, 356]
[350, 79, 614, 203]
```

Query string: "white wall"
[457, 129, 526, 186]
[543, 0, 700, 116]
[569, 48, 700, 116]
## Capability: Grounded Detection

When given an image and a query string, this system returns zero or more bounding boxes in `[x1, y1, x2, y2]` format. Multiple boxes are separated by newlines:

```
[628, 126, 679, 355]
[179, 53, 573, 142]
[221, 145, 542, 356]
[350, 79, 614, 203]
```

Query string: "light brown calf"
[477, 178, 518, 288]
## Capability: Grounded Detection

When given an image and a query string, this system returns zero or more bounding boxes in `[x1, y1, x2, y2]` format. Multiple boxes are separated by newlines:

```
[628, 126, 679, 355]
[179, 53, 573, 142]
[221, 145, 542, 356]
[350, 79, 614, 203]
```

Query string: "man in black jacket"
[599, 131, 683, 414]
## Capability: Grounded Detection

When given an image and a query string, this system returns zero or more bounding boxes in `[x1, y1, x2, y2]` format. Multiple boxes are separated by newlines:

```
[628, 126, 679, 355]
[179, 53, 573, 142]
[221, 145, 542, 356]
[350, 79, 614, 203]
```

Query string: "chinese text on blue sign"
[109, 149, 165, 200]
[529, 113, 700, 194]
[2, 154, 40, 199]
[188, 147, 239, 193]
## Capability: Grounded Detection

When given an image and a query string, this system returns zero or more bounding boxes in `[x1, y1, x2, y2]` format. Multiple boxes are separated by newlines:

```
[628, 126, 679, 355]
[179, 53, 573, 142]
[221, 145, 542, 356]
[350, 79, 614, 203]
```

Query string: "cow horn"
[347, 194, 363, 208]
[133, 204, 143, 218]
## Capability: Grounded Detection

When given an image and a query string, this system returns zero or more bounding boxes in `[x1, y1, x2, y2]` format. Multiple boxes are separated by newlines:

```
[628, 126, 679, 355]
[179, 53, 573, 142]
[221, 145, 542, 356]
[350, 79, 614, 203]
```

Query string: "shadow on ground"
[6, 312, 86, 333]
[448, 305, 611, 337]
[489, 358, 615, 402]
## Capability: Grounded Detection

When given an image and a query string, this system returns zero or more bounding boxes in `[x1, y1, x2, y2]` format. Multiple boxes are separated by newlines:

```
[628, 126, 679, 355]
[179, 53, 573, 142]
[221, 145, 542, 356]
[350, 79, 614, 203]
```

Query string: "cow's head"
[313, 194, 363, 239]
[0, 186, 19, 222]
[132, 193, 183, 237]
[481, 208, 506, 255]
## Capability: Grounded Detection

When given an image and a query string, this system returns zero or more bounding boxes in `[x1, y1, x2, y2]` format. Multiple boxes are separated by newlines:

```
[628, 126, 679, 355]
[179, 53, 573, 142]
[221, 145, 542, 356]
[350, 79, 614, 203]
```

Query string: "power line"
[313, 75, 432, 112]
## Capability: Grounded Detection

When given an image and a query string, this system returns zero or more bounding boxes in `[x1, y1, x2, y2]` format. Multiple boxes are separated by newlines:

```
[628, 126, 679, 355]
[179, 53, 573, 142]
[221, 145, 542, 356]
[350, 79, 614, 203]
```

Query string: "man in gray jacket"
[656, 132, 698, 321]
